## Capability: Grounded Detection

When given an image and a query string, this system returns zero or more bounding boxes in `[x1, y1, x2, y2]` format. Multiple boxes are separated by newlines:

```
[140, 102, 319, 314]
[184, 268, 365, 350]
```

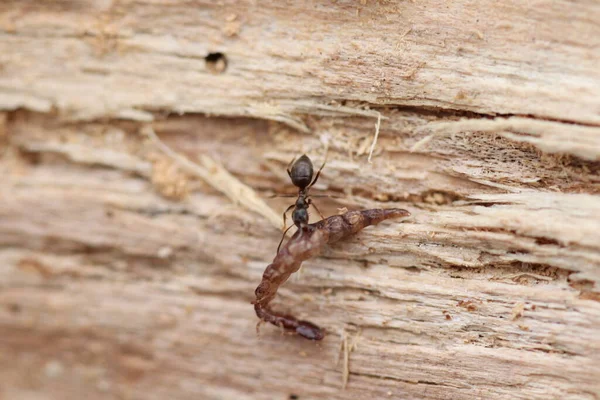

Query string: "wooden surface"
[1, 1, 599, 400]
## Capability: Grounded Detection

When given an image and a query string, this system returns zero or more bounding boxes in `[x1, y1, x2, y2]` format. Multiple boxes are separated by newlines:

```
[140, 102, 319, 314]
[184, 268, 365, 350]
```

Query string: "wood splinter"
[253, 208, 410, 340]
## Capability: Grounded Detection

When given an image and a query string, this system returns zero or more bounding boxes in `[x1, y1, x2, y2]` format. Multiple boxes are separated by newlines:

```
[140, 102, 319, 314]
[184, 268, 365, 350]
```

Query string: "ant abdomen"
[289, 154, 314, 190]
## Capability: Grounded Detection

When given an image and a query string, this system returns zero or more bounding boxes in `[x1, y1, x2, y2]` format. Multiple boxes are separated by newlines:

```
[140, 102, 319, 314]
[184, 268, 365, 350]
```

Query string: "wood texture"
[1, 1, 599, 400]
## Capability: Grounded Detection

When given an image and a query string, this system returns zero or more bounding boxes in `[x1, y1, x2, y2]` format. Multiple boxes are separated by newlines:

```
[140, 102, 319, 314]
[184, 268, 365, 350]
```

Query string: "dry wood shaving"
[341, 329, 362, 389]
[419, 116, 600, 161]
[143, 126, 281, 229]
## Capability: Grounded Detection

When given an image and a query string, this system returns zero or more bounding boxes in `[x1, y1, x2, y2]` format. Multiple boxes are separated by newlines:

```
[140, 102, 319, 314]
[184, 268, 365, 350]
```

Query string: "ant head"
[290, 154, 314, 190]
[292, 207, 309, 227]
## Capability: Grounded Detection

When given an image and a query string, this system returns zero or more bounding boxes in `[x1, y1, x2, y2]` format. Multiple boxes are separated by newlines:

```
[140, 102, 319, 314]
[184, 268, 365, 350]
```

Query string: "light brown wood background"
[1, 1, 599, 399]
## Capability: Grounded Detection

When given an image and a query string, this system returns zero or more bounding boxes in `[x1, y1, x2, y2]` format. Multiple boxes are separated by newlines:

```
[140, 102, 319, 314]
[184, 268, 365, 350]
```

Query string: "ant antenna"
[277, 224, 295, 253]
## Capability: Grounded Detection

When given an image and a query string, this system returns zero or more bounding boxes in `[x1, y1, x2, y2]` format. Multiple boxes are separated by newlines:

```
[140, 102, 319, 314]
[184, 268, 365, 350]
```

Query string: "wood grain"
[0, 1, 599, 125]
[0, 1, 599, 399]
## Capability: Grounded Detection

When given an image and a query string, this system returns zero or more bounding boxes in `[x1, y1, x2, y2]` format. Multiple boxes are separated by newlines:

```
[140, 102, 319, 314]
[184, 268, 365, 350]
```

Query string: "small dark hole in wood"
[289, 395, 299, 400]
[8, 303, 21, 313]
[205, 52, 227, 74]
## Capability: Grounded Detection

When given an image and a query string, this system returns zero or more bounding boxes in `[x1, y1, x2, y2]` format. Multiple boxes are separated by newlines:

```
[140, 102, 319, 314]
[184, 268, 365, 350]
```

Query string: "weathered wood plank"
[0, 1, 599, 124]
[1, 112, 599, 399]
[0, 0, 599, 399]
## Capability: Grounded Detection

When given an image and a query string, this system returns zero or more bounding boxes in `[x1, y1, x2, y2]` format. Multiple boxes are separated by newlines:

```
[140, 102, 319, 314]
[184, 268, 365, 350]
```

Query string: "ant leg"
[286, 156, 297, 179]
[307, 198, 325, 221]
[277, 224, 295, 253]
[308, 155, 327, 189]
[268, 193, 297, 199]
[281, 204, 295, 231]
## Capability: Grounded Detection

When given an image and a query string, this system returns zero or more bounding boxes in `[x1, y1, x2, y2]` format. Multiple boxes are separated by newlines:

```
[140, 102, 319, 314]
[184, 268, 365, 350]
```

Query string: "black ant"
[277, 154, 326, 253]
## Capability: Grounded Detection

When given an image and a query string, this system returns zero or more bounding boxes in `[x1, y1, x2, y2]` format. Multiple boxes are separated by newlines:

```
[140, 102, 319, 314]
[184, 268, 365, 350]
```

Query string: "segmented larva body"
[253, 208, 410, 340]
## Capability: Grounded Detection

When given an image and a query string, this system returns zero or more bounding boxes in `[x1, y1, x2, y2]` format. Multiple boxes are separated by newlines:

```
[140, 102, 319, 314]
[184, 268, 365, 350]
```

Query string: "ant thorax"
[292, 206, 308, 227]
